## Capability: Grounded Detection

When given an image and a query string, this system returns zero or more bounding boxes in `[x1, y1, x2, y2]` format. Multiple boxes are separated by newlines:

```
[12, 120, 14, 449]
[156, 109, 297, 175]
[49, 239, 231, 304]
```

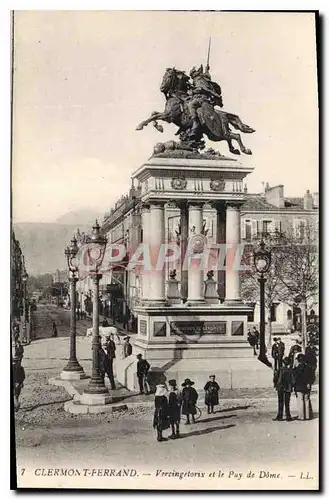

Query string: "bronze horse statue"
[136, 67, 255, 155]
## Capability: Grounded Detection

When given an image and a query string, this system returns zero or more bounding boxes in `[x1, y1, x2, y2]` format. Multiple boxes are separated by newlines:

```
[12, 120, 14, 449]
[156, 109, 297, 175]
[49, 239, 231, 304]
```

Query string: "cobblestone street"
[14, 304, 319, 490]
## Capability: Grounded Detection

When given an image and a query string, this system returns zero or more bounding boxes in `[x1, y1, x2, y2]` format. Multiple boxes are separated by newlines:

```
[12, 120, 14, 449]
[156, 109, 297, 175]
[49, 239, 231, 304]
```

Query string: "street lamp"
[80, 221, 111, 405]
[253, 240, 272, 368]
[21, 263, 28, 344]
[61, 236, 86, 380]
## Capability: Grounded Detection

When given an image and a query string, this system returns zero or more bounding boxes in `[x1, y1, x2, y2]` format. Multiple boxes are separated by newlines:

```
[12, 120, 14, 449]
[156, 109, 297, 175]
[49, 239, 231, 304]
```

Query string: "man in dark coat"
[167, 379, 181, 439]
[52, 321, 58, 338]
[204, 375, 220, 414]
[153, 384, 169, 442]
[123, 336, 133, 358]
[277, 338, 285, 368]
[273, 357, 293, 421]
[293, 353, 315, 420]
[272, 338, 281, 371]
[181, 379, 198, 424]
[12, 356, 25, 411]
[248, 330, 257, 356]
[136, 354, 150, 394]
[99, 339, 115, 389]
[252, 326, 260, 350]
[105, 334, 116, 390]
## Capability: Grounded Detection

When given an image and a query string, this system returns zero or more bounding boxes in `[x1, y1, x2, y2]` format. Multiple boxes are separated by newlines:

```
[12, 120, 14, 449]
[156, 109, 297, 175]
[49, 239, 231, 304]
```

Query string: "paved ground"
[13, 305, 319, 490]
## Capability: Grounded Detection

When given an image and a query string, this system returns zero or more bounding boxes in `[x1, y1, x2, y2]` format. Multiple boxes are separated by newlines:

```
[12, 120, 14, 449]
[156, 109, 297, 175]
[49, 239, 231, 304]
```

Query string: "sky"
[12, 11, 319, 223]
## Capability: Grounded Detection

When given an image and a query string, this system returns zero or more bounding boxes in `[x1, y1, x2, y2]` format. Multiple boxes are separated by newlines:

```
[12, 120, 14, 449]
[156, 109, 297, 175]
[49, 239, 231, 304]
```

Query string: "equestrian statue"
[136, 40, 255, 155]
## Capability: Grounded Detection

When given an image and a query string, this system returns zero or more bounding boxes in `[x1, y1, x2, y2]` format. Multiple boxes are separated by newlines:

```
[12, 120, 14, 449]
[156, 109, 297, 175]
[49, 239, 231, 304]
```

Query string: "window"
[262, 220, 272, 236]
[270, 303, 278, 322]
[287, 310, 292, 320]
[245, 220, 252, 242]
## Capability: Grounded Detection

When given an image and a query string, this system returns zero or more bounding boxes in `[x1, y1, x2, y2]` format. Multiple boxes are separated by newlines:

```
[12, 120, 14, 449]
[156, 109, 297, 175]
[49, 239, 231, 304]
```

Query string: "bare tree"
[275, 220, 319, 349]
[241, 233, 288, 346]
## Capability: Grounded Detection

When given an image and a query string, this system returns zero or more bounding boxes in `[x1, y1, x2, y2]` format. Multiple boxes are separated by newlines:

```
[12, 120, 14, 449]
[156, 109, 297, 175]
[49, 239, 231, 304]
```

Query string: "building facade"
[76, 182, 318, 334]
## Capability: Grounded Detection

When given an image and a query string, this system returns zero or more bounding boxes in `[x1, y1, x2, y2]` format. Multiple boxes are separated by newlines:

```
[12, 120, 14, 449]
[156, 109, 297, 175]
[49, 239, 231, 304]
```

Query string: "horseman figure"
[136, 48, 255, 155]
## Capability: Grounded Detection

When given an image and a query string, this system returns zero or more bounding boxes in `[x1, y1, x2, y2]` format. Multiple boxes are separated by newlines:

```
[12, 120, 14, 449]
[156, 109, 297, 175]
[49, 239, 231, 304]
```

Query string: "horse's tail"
[224, 112, 255, 134]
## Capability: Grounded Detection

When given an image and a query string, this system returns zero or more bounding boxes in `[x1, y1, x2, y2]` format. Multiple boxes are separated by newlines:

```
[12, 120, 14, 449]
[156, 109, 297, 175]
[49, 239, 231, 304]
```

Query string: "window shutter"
[241, 220, 246, 239]
[252, 220, 257, 237]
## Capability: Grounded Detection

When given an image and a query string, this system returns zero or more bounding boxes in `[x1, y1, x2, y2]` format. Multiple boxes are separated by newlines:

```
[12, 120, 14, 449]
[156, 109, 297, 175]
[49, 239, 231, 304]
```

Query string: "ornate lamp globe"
[253, 240, 271, 274]
[21, 268, 28, 283]
[65, 235, 79, 274]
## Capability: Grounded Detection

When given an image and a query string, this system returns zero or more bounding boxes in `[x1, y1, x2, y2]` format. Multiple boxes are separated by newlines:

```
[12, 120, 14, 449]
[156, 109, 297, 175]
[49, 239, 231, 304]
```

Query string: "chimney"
[264, 184, 284, 208]
[304, 190, 313, 210]
[312, 192, 319, 209]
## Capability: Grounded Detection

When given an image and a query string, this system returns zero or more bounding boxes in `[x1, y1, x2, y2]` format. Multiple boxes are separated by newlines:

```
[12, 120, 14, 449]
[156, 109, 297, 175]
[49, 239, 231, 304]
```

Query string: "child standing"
[167, 379, 181, 439]
[204, 375, 220, 414]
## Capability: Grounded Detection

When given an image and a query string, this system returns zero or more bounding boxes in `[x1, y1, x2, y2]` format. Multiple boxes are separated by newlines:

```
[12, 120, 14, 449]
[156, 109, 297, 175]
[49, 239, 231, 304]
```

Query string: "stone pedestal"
[204, 279, 219, 304]
[60, 369, 87, 381]
[167, 279, 181, 305]
[129, 156, 254, 389]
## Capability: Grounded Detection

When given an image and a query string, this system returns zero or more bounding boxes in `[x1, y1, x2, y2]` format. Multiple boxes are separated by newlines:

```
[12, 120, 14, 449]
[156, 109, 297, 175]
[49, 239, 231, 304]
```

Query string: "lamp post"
[80, 221, 111, 405]
[294, 294, 307, 352]
[21, 264, 28, 344]
[60, 236, 86, 380]
[253, 240, 272, 368]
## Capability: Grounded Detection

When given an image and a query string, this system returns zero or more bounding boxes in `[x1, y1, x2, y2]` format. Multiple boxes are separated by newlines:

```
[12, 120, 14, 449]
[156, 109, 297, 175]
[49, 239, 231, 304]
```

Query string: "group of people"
[272, 337, 317, 422]
[76, 309, 88, 320]
[153, 375, 220, 442]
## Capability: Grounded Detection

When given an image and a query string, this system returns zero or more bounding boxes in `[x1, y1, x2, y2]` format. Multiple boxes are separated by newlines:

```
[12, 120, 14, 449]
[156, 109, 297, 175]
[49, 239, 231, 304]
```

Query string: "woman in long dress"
[153, 384, 169, 442]
[181, 379, 198, 425]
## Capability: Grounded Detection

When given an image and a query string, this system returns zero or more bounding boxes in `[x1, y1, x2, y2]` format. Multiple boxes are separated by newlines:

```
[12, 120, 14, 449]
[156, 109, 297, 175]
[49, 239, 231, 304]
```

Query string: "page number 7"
[20, 468, 25, 476]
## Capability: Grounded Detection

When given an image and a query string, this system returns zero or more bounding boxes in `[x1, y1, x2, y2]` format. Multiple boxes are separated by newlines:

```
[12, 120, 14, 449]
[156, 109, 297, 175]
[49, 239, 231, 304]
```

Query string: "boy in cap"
[181, 379, 198, 425]
[204, 375, 220, 414]
[167, 379, 181, 439]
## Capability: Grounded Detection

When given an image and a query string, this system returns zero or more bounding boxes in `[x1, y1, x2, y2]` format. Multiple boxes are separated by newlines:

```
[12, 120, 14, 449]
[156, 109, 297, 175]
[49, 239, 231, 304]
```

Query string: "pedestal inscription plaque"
[170, 321, 226, 335]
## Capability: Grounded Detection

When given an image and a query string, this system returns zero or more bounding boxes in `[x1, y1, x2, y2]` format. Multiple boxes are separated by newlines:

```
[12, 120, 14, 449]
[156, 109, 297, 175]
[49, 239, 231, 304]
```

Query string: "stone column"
[180, 202, 189, 302]
[149, 202, 166, 303]
[187, 203, 204, 303]
[225, 204, 242, 302]
[216, 203, 226, 302]
[140, 204, 150, 301]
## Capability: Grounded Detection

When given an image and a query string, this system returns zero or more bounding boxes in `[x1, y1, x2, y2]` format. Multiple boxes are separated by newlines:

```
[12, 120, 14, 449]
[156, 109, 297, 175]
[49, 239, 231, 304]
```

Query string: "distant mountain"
[13, 209, 105, 276]
[55, 208, 104, 226]
[13, 222, 88, 276]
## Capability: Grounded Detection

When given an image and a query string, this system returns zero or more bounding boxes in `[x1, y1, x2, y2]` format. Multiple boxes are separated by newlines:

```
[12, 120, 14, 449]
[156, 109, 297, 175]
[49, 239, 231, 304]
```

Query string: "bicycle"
[183, 405, 202, 423]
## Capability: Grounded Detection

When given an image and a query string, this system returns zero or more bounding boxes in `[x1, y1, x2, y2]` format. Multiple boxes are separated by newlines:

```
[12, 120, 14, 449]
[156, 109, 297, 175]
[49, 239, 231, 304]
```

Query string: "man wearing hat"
[123, 336, 132, 358]
[204, 375, 220, 414]
[167, 379, 181, 439]
[99, 336, 116, 390]
[12, 355, 25, 412]
[273, 356, 293, 421]
[271, 338, 280, 371]
[181, 379, 198, 425]
[136, 354, 150, 394]
[272, 337, 285, 371]
[293, 353, 315, 420]
[153, 384, 169, 442]
[105, 333, 116, 390]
